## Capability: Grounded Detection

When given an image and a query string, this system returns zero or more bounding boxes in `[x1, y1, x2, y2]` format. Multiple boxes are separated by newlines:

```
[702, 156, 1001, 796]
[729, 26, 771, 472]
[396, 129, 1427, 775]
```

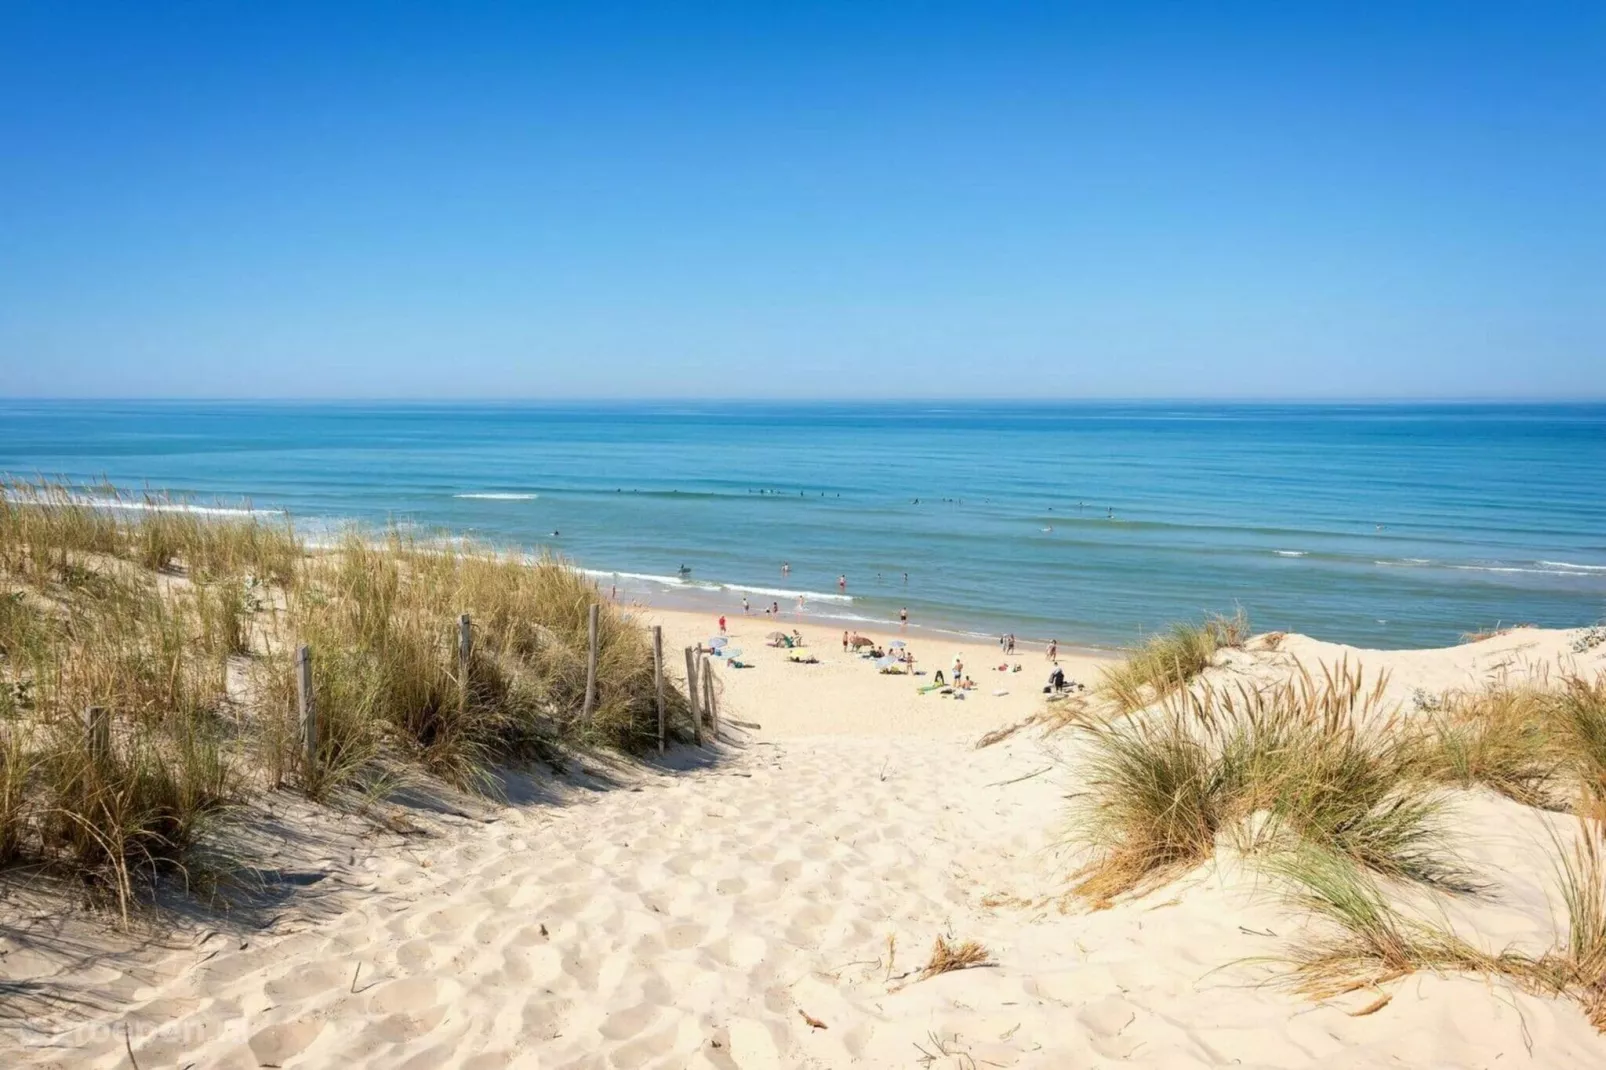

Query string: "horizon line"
[3, 395, 1605, 406]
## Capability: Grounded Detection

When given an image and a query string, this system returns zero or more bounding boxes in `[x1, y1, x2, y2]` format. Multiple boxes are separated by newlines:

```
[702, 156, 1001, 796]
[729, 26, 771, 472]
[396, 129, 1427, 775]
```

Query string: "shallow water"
[2, 399, 1603, 648]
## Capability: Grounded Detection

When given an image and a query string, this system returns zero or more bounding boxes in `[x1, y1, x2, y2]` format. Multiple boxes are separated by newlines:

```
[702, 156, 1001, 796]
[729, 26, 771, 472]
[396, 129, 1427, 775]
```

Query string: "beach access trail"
[7, 615, 1606, 1068]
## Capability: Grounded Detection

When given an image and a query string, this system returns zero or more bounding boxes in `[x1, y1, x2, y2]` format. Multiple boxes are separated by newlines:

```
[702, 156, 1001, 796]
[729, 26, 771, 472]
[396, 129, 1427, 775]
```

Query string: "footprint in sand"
[248, 1020, 325, 1064]
[366, 975, 446, 1016]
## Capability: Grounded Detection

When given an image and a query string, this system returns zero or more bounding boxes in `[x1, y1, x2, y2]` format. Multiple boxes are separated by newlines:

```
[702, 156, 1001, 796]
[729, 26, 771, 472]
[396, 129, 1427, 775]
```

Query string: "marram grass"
[0, 480, 696, 923]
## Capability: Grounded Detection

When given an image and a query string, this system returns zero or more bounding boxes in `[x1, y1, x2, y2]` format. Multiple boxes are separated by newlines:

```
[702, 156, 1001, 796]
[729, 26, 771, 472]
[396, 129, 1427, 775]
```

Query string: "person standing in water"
[899, 607, 909, 628]
[781, 562, 791, 578]
[838, 574, 847, 593]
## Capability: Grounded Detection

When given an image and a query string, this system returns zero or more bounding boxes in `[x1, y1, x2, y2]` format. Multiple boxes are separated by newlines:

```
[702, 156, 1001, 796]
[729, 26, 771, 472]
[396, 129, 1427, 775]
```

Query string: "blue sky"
[1, 2, 1601, 399]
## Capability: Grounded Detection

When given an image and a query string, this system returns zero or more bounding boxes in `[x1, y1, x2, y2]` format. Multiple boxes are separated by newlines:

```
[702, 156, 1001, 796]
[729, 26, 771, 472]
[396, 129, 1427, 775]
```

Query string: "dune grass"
[1264, 845, 1500, 999]
[1555, 676, 1606, 819]
[1413, 684, 1566, 810]
[1098, 610, 1249, 714]
[1266, 821, 1606, 1032]
[260, 529, 688, 796]
[1546, 818, 1606, 1028]
[0, 480, 696, 922]
[1069, 659, 1471, 904]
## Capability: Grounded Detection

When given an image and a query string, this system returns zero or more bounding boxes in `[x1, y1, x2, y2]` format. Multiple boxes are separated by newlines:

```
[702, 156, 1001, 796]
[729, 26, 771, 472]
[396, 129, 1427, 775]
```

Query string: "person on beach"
[842, 630, 849, 652]
[1006, 633, 1016, 655]
[1048, 639, 1058, 663]
[742, 596, 750, 614]
[952, 653, 964, 683]
[718, 615, 727, 635]
[771, 602, 780, 616]
[797, 594, 806, 611]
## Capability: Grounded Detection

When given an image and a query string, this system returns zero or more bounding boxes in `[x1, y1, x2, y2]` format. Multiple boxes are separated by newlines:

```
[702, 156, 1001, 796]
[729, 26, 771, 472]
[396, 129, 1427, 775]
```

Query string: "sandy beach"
[6, 609, 1606, 1068]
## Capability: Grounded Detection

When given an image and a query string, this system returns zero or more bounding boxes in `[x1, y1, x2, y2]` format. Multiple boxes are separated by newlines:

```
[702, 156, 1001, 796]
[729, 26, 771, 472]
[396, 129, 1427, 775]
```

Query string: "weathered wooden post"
[83, 706, 109, 764]
[683, 646, 702, 745]
[458, 613, 472, 717]
[703, 658, 719, 740]
[652, 625, 666, 754]
[295, 644, 316, 773]
[583, 603, 600, 726]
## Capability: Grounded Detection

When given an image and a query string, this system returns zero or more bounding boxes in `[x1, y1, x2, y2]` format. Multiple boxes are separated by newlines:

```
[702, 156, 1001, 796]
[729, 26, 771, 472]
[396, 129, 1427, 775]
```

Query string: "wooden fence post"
[458, 613, 472, 716]
[83, 706, 109, 763]
[652, 625, 666, 754]
[703, 658, 719, 741]
[295, 644, 316, 773]
[583, 603, 599, 726]
[683, 646, 702, 745]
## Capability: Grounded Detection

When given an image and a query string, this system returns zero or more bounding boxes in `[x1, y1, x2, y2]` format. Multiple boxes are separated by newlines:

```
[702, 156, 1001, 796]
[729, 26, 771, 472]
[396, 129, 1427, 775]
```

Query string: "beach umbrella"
[717, 647, 742, 660]
[707, 636, 728, 648]
[874, 655, 899, 668]
[889, 640, 906, 648]
[766, 631, 787, 640]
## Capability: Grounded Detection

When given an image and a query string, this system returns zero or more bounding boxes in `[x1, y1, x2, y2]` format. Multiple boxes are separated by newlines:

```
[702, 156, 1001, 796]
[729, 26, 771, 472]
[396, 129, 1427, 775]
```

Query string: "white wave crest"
[454, 492, 538, 501]
[4, 493, 274, 518]
[723, 583, 852, 605]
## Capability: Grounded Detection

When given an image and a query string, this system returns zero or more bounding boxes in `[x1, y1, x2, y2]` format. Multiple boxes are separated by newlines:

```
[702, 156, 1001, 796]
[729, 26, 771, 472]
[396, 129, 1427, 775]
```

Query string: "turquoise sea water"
[1, 400, 1603, 649]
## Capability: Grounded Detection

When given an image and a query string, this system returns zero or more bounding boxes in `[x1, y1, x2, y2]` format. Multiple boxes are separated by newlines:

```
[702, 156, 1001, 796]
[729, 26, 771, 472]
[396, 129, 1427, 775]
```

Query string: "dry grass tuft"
[1098, 611, 1249, 714]
[917, 935, 996, 981]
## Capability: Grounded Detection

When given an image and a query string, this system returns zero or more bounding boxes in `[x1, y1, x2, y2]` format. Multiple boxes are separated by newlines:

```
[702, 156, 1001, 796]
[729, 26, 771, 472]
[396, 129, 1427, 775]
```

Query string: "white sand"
[6, 616, 1606, 1068]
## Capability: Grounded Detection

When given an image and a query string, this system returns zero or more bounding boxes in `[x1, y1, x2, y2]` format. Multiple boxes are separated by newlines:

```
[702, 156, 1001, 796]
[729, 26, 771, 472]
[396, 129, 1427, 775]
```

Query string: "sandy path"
[7, 622, 1606, 1067]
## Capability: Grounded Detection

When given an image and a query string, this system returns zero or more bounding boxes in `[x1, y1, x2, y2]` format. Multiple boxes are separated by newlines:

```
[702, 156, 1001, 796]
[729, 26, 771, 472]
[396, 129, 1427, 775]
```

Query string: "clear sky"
[1, 1, 1601, 399]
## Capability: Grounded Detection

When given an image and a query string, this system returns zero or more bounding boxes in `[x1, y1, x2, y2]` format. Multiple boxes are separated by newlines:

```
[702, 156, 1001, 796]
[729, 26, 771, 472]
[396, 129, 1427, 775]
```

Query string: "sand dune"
[6, 615, 1606, 1067]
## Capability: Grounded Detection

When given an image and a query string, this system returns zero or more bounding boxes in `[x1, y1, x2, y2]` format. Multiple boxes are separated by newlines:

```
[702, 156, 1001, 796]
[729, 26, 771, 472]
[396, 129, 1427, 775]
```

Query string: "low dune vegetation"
[1096, 609, 1249, 714]
[1063, 615, 1606, 1031]
[0, 480, 695, 922]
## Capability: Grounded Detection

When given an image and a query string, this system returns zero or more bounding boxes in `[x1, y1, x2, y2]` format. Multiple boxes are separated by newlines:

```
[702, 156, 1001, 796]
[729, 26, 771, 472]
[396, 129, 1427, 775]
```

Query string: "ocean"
[2, 399, 1603, 650]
